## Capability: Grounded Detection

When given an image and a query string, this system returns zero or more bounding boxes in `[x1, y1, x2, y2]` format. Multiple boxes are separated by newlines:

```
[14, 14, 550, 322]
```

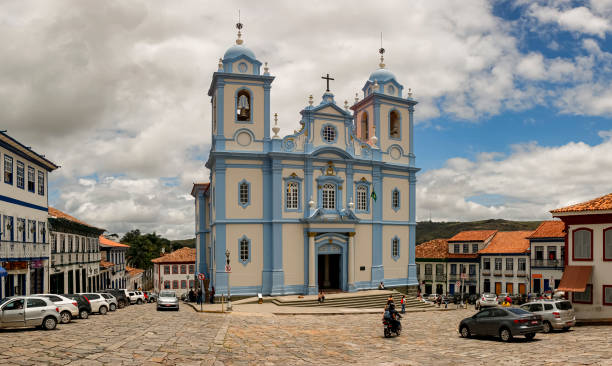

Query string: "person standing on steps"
[401, 295, 406, 314]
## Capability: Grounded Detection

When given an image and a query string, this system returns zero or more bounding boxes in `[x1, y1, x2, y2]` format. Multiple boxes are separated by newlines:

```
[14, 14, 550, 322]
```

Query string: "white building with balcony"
[527, 220, 565, 294]
[48, 207, 104, 294]
[0, 131, 58, 299]
[446, 230, 497, 295]
[479, 231, 533, 295]
[99, 236, 129, 289]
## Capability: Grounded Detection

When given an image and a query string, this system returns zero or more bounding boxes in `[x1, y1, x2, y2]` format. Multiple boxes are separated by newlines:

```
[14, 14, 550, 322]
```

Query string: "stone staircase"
[272, 290, 435, 309]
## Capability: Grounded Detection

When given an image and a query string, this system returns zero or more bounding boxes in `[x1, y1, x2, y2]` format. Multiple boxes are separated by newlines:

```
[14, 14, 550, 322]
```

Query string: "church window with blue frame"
[392, 189, 400, 211]
[286, 181, 299, 209]
[392, 237, 400, 260]
[322, 124, 337, 143]
[4, 155, 13, 184]
[238, 180, 250, 208]
[236, 89, 251, 122]
[322, 183, 336, 209]
[356, 185, 368, 211]
[27, 166, 35, 192]
[239, 236, 250, 264]
[16, 161, 24, 189]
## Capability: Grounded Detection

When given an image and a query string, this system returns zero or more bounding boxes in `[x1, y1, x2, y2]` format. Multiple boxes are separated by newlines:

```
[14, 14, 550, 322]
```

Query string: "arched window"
[392, 237, 400, 258]
[573, 228, 592, 260]
[389, 110, 400, 139]
[240, 238, 249, 262]
[356, 185, 368, 211]
[239, 180, 250, 208]
[286, 182, 299, 209]
[322, 183, 336, 209]
[392, 189, 400, 211]
[360, 112, 369, 140]
[236, 90, 251, 121]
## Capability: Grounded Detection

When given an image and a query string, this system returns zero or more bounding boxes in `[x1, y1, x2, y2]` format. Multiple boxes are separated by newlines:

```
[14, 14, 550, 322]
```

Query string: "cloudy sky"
[2, 0, 612, 239]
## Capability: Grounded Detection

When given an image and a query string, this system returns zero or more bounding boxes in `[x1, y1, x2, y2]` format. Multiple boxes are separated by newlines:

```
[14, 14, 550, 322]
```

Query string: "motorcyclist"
[387, 302, 402, 332]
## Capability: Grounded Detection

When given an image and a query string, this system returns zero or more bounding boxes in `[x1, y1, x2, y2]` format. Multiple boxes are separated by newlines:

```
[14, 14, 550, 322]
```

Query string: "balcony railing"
[482, 269, 491, 276]
[504, 270, 514, 277]
[423, 274, 433, 281]
[516, 270, 527, 277]
[493, 270, 502, 276]
[448, 274, 478, 282]
[435, 274, 447, 282]
[531, 259, 563, 268]
[0, 240, 48, 260]
[51, 252, 102, 267]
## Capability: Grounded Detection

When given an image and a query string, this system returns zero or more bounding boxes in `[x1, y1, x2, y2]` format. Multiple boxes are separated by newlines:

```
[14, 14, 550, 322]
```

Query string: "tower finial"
[236, 10, 244, 45]
[378, 32, 385, 68]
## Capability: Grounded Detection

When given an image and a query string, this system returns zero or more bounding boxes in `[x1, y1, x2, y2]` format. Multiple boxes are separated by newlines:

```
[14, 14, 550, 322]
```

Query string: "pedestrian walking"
[196, 288, 202, 305]
[400, 295, 406, 314]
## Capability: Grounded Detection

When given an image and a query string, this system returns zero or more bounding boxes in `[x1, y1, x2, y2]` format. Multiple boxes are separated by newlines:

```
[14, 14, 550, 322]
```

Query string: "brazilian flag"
[371, 191, 377, 202]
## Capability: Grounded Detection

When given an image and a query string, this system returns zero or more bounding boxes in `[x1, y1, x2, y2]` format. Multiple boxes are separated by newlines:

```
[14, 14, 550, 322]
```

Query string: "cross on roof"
[321, 73, 334, 92]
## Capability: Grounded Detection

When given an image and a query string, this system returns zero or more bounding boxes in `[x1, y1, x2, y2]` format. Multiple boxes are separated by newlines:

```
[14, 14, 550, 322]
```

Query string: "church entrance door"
[318, 254, 341, 290]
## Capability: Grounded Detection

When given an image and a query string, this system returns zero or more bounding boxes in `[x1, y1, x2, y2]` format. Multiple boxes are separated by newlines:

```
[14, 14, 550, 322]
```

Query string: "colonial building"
[527, 220, 565, 294]
[415, 239, 448, 295]
[446, 231, 497, 295]
[552, 193, 612, 321]
[99, 236, 128, 289]
[0, 131, 58, 299]
[479, 231, 532, 295]
[152, 247, 196, 297]
[48, 207, 104, 294]
[194, 24, 419, 297]
[126, 266, 145, 290]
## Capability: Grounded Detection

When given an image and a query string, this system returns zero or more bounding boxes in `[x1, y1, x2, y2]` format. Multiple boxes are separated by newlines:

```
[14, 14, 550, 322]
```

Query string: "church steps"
[272, 291, 436, 309]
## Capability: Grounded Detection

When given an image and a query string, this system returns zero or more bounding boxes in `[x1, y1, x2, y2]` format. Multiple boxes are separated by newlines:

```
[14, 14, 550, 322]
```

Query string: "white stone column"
[63, 270, 69, 293]
[308, 232, 316, 293]
[348, 232, 355, 290]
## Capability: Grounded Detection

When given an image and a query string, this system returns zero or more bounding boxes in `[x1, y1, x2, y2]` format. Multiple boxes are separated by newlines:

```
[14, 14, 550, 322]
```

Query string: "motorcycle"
[382, 317, 402, 338]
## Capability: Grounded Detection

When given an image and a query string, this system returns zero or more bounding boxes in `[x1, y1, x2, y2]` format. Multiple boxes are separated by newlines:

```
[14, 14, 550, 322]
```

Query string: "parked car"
[33, 294, 79, 324]
[520, 300, 576, 333]
[99, 293, 119, 312]
[126, 290, 146, 305]
[78, 293, 110, 314]
[0, 296, 61, 330]
[458, 307, 543, 342]
[475, 293, 498, 310]
[102, 289, 129, 308]
[157, 291, 179, 311]
[145, 291, 157, 303]
[62, 294, 92, 319]
[468, 294, 479, 305]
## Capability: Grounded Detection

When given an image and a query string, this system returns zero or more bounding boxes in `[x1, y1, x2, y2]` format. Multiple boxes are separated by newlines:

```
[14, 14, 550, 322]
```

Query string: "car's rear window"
[506, 308, 531, 315]
[556, 301, 573, 310]
[484, 294, 496, 298]
[160, 291, 175, 297]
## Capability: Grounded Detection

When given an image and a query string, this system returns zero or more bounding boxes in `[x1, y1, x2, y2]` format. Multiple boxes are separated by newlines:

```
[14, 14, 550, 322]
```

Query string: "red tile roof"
[415, 239, 448, 259]
[551, 193, 612, 213]
[151, 247, 196, 264]
[126, 266, 144, 276]
[478, 231, 533, 254]
[448, 230, 497, 242]
[99, 235, 130, 248]
[100, 260, 115, 268]
[528, 221, 565, 239]
[49, 207, 103, 230]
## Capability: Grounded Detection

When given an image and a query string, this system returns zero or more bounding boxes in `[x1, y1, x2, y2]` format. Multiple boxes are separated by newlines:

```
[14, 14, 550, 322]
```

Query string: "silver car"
[157, 291, 179, 311]
[475, 293, 498, 310]
[0, 296, 61, 330]
[520, 300, 576, 333]
[99, 293, 119, 312]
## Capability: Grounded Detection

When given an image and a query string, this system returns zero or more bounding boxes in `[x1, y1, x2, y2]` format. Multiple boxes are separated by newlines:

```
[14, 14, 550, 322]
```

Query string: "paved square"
[0, 304, 610, 365]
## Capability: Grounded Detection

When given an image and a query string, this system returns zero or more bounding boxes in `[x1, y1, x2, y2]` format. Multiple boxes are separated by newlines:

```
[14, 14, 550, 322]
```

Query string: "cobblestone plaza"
[1, 303, 610, 365]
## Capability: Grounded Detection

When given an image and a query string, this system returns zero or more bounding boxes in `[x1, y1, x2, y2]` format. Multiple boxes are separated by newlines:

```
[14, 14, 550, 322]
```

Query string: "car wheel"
[499, 327, 513, 342]
[79, 309, 89, 319]
[110, 303, 117, 312]
[60, 311, 72, 324]
[460, 326, 471, 338]
[542, 321, 552, 333]
[137, 299, 143, 305]
[118, 300, 125, 308]
[43, 316, 57, 330]
[99, 306, 108, 315]
[525, 333, 536, 340]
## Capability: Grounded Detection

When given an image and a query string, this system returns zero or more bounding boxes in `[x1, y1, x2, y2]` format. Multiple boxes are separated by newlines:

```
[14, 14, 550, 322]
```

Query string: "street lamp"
[225, 249, 232, 311]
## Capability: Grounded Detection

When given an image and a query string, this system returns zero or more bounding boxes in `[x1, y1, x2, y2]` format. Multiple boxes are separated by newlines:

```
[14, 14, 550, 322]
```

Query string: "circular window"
[388, 85, 395, 95]
[238, 62, 248, 73]
[236, 131, 252, 146]
[322, 125, 337, 143]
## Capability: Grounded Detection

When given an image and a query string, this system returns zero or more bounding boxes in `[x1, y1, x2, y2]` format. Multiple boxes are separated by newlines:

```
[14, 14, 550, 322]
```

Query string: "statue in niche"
[237, 90, 251, 121]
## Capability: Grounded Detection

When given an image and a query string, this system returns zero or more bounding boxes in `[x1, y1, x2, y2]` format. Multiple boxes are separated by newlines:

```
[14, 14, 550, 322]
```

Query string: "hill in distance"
[171, 238, 195, 248]
[416, 219, 542, 245]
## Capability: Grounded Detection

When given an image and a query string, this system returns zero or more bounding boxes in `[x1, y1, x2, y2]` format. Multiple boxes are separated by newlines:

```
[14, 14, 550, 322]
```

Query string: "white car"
[99, 293, 119, 311]
[33, 294, 79, 324]
[78, 293, 110, 314]
[126, 290, 146, 305]
[475, 293, 498, 310]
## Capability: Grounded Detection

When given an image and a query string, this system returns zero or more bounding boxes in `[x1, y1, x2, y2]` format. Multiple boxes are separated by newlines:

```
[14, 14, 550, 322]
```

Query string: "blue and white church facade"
[193, 28, 419, 297]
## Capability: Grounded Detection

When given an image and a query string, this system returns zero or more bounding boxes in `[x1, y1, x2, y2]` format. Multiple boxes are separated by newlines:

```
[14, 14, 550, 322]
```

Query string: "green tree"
[121, 230, 177, 270]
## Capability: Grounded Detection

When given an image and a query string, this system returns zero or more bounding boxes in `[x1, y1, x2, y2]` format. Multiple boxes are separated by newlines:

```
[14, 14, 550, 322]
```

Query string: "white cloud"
[528, 3, 612, 37]
[418, 132, 612, 221]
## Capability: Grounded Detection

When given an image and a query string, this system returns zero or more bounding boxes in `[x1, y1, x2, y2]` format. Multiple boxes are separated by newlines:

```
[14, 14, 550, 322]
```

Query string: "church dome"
[368, 68, 396, 83]
[223, 44, 256, 61]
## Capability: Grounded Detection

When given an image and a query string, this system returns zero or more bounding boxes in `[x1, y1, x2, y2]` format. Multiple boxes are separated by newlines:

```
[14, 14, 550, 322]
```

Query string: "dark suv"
[62, 294, 92, 319]
[102, 289, 130, 308]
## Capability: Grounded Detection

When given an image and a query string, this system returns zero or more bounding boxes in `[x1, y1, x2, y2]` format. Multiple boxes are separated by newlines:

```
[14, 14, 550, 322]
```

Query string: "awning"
[0, 265, 6, 278]
[557, 265, 593, 292]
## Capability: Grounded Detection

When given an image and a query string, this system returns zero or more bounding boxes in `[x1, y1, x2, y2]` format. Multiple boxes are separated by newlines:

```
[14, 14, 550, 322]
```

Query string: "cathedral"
[192, 24, 419, 297]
